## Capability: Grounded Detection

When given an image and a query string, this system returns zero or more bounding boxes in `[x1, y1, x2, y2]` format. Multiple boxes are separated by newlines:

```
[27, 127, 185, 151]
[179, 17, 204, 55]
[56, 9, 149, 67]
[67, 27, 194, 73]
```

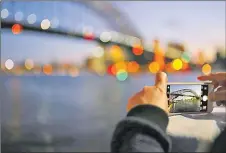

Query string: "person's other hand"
[198, 72, 226, 102]
[127, 72, 168, 114]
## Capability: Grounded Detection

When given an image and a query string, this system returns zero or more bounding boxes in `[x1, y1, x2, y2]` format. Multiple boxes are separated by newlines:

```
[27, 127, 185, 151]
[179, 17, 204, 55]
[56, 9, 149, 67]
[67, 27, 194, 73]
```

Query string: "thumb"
[155, 72, 167, 92]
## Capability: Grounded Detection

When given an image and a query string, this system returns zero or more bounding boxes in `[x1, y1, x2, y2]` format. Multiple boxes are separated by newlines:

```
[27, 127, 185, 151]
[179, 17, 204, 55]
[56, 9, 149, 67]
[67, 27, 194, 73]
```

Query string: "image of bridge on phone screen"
[168, 85, 202, 113]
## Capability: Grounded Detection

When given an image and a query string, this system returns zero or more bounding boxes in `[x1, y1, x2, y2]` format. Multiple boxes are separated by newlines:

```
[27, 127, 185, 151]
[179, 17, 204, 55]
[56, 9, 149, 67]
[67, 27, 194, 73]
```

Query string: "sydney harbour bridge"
[169, 89, 200, 101]
[1, 0, 174, 65]
[168, 89, 202, 112]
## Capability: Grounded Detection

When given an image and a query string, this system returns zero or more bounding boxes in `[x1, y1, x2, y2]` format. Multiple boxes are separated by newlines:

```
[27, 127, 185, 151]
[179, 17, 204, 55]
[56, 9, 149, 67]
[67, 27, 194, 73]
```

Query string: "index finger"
[208, 90, 226, 102]
[197, 72, 226, 81]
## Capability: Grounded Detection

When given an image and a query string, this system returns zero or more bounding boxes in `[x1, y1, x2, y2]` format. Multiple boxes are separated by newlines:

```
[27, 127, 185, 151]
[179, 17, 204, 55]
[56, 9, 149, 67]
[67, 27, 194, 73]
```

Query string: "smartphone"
[167, 82, 213, 113]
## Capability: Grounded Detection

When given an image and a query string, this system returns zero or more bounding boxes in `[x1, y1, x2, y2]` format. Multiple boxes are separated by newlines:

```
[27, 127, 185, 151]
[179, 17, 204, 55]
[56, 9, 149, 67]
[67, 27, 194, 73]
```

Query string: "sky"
[1, 1, 225, 63]
[114, 1, 225, 51]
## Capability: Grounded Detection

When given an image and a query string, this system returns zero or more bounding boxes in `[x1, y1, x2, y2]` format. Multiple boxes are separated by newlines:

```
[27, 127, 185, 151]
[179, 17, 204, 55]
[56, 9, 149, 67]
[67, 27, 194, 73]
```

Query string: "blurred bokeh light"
[132, 44, 143, 56]
[127, 61, 139, 73]
[43, 64, 53, 75]
[202, 64, 212, 75]
[24, 59, 34, 70]
[5, 59, 14, 70]
[12, 24, 23, 34]
[109, 45, 125, 62]
[100, 32, 111, 43]
[107, 64, 117, 76]
[27, 14, 37, 24]
[148, 61, 160, 74]
[1, 8, 9, 19]
[115, 61, 127, 72]
[41, 19, 51, 30]
[116, 69, 128, 81]
[172, 58, 183, 71]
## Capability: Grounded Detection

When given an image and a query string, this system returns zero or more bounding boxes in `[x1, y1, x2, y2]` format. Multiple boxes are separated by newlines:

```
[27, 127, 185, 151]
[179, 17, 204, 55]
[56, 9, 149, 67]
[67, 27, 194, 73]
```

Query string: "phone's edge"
[167, 81, 211, 85]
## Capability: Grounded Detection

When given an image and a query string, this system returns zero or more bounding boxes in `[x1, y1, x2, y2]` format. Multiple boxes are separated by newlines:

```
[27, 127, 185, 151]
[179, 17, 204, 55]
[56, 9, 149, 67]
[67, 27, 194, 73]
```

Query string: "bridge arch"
[1, 1, 141, 38]
[1, 1, 147, 63]
[170, 89, 199, 101]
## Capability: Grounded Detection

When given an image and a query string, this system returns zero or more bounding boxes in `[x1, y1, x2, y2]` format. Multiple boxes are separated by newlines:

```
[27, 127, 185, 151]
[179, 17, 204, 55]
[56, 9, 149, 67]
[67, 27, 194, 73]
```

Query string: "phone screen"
[167, 84, 209, 113]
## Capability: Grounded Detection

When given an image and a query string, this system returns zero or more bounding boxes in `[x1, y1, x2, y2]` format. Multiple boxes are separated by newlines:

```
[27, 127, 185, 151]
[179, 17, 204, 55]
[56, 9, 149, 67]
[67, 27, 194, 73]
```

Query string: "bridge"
[168, 89, 201, 113]
[1, 1, 173, 65]
[169, 89, 200, 102]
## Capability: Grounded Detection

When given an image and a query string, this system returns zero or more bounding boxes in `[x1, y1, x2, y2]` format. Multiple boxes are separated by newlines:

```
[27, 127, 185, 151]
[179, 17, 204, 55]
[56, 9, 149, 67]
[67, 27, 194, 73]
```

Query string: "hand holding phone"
[198, 72, 226, 102]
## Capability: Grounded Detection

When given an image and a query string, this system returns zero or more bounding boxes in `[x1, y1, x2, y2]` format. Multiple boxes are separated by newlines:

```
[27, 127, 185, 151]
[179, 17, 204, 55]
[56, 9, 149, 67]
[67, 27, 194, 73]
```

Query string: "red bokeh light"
[107, 64, 117, 76]
[12, 24, 23, 34]
[132, 45, 143, 56]
[84, 32, 94, 40]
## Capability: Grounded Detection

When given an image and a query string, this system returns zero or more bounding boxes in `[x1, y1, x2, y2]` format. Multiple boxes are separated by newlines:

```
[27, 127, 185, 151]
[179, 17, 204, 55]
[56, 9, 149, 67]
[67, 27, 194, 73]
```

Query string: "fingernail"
[158, 71, 167, 78]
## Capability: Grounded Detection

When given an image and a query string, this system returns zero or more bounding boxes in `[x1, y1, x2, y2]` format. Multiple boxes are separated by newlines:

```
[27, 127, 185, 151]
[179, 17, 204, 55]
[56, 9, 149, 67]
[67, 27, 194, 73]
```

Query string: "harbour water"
[1, 72, 226, 152]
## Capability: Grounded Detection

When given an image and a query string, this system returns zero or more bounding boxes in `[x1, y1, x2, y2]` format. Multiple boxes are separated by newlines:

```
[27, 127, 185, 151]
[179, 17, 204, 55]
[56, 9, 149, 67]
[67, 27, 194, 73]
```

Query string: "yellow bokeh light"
[115, 61, 127, 71]
[172, 58, 183, 70]
[202, 64, 212, 75]
[148, 62, 160, 74]
[109, 45, 124, 62]
[25, 59, 34, 70]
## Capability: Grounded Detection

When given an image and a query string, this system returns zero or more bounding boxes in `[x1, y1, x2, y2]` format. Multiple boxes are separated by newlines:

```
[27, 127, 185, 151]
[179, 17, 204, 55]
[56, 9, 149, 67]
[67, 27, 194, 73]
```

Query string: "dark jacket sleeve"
[210, 127, 226, 152]
[111, 105, 172, 153]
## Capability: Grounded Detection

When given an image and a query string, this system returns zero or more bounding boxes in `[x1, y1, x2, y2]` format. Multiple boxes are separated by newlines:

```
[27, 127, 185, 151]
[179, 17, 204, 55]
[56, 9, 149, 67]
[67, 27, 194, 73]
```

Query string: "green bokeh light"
[181, 52, 191, 62]
[116, 70, 128, 81]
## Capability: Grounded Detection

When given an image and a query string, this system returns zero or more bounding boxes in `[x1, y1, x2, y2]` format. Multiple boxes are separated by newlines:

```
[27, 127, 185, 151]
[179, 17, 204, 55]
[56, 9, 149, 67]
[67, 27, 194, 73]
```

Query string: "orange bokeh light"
[153, 48, 165, 70]
[148, 62, 160, 73]
[165, 63, 174, 73]
[132, 44, 143, 56]
[202, 64, 212, 75]
[12, 24, 23, 34]
[115, 61, 127, 71]
[43, 64, 53, 75]
[182, 61, 190, 71]
[127, 61, 139, 73]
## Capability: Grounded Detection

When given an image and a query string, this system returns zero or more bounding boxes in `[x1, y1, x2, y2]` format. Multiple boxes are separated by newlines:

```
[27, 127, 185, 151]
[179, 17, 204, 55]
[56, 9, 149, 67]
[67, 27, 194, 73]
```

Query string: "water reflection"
[1, 72, 225, 151]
